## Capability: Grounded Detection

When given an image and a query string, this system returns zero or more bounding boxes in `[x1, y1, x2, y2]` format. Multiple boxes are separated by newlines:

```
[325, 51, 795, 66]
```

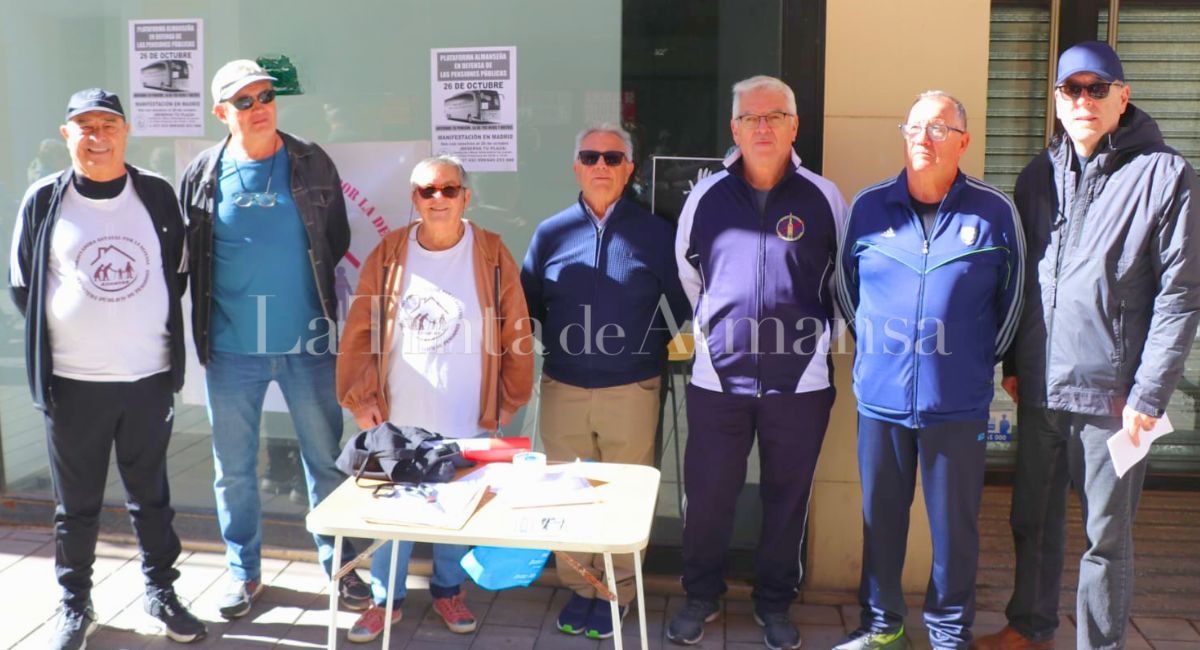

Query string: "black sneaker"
[666, 598, 720, 645]
[48, 601, 97, 650]
[217, 578, 263, 619]
[339, 570, 372, 611]
[754, 610, 801, 650]
[145, 589, 208, 643]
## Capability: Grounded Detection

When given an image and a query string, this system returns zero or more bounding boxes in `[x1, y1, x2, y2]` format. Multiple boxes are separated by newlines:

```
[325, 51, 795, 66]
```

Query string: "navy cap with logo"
[65, 88, 126, 121]
[1056, 41, 1125, 86]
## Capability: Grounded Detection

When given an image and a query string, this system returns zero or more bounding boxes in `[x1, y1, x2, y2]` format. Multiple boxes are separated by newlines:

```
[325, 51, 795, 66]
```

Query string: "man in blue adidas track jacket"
[668, 76, 847, 650]
[833, 92, 1024, 650]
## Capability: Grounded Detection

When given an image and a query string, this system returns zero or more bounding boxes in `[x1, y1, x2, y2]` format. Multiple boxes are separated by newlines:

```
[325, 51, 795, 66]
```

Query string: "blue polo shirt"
[211, 147, 323, 354]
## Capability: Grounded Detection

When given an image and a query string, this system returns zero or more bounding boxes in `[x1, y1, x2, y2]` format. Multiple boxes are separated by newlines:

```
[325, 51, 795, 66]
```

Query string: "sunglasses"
[415, 185, 463, 199]
[1056, 81, 1123, 100]
[232, 191, 278, 208]
[229, 89, 277, 111]
[577, 150, 627, 166]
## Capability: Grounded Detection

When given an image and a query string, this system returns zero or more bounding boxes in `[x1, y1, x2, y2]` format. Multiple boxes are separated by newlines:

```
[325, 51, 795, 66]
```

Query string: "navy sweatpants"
[855, 415, 987, 649]
[681, 384, 834, 613]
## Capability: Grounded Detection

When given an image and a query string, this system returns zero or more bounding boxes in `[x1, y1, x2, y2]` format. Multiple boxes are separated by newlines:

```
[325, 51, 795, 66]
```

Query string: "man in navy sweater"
[521, 123, 689, 640]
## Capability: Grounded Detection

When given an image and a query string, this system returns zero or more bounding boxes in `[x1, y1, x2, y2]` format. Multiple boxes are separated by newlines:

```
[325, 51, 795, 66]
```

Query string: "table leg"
[383, 541, 400, 648]
[329, 535, 343, 650]
[603, 552, 623, 650]
[634, 551, 648, 650]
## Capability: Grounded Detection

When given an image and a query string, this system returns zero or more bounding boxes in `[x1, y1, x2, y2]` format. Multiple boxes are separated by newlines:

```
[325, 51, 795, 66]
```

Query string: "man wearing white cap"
[177, 59, 367, 619]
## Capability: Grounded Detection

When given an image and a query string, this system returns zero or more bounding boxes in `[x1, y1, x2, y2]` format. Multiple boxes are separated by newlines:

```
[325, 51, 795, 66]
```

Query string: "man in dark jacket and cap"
[10, 89, 206, 649]
[975, 42, 1200, 650]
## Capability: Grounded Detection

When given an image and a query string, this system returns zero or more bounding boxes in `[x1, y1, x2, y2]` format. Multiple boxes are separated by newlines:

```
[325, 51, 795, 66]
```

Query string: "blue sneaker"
[584, 602, 629, 640]
[557, 593, 595, 635]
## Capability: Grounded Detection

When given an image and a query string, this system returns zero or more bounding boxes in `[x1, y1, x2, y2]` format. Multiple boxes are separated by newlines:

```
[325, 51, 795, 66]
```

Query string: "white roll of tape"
[512, 451, 546, 467]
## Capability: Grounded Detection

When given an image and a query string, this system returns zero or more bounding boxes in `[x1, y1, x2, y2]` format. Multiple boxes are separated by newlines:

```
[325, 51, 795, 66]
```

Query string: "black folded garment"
[335, 422, 475, 485]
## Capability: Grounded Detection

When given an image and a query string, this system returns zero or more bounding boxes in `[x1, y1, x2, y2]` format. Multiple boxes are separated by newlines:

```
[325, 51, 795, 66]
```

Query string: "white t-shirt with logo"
[46, 182, 170, 381]
[386, 224, 484, 438]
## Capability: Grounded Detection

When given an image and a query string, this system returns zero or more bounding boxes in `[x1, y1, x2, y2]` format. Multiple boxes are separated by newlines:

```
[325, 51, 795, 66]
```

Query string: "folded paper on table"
[1106, 414, 1173, 479]
[363, 481, 488, 529]
[458, 463, 601, 508]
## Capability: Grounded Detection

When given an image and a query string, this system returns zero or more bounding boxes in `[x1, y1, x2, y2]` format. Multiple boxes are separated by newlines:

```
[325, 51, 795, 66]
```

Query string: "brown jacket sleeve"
[336, 239, 389, 422]
[497, 240, 534, 414]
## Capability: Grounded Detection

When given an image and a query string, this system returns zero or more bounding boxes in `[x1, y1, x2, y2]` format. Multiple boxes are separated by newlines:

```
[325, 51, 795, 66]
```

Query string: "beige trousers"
[538, 374, 660, 605]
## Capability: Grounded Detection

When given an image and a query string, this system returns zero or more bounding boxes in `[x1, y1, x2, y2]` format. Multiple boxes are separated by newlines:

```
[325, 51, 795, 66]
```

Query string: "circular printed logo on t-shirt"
[400, 289, 464, 351]
[75, 235, 151, 301]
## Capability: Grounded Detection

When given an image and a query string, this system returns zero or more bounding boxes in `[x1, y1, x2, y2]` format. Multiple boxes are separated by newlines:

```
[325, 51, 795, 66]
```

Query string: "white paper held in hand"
[1106, 414, 1173, 479]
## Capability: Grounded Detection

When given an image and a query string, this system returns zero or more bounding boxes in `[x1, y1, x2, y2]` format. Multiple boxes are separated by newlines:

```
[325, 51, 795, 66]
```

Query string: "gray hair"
[410, 154, 470, 188]
[910, 90, 968, 130]
[572, 123, 634, 163]
[731, 75, 797, 117]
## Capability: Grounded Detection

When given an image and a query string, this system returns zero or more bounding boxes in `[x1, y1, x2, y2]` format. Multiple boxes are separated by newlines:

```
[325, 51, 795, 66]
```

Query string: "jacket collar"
[1050, 103, 1162, 173]
[884, 168, 967, 211]
[575, 193, 627, 224]
[202, 129, 308, 185]
[723, 147, 802, 180]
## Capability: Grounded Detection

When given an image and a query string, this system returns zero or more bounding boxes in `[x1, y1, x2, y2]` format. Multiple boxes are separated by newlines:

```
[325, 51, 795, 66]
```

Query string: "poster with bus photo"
[430, 46, 517, 172]
[127, 19, 204, 137]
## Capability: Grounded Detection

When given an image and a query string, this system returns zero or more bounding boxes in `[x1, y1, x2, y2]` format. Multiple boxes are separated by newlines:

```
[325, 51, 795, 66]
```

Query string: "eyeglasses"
[898, 122, 966, 142]
[577, 150, 627, 166]
[734, 111, 794, 130]
[1055, 81, 1124, 100]
[415, 185, 463, 199]
[229, 89, 277, 111]
[371, 482, 437, 502]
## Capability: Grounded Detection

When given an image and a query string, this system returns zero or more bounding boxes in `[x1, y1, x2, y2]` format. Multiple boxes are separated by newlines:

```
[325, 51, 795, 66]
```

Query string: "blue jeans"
[1006, 406, 1146, 650]
[206, 351, 355, 581]
[369, 541, 470, 606]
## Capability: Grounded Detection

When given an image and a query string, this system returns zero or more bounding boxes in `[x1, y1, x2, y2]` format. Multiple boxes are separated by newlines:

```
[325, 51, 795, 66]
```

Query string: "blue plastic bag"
[461, 546, 551, 590]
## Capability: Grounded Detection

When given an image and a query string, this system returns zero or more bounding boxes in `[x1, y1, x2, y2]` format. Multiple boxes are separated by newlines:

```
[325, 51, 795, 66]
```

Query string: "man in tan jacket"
[336, 154, 533, 643]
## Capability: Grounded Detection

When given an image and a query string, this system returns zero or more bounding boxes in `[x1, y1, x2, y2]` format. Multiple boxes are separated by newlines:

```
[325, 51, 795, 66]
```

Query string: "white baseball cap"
[211, 59, 277, 104]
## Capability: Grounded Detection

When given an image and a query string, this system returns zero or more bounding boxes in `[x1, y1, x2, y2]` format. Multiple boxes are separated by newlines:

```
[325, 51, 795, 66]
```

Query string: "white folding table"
[306, 462, 661, 649]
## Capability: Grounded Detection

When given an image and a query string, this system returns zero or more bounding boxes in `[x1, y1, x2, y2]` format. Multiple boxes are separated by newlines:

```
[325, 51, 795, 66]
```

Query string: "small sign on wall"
[127, 19, 205, 137]
[430, 46, 517, 172]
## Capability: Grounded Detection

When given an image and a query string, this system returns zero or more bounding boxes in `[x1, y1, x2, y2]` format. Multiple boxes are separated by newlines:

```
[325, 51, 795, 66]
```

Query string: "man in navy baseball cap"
[1054, 40, 1124, 85]
[12, 86, 208, 648]
[64, 88, 125, 121]
[975, 38, 1200, 650]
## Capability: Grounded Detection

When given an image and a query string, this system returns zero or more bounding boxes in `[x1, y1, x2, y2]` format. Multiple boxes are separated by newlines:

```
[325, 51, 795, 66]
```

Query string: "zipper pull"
[923, 239, 929, 254]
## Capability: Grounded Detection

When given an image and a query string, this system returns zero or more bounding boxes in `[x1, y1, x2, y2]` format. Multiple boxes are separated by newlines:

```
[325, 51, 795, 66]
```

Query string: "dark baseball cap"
[1056, 41, 1125, 86]
[65, 88, 126, 121]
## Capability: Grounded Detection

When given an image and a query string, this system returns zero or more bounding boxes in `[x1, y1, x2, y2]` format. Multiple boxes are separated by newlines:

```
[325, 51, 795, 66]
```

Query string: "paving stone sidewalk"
[2, 525, 1198, 649]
